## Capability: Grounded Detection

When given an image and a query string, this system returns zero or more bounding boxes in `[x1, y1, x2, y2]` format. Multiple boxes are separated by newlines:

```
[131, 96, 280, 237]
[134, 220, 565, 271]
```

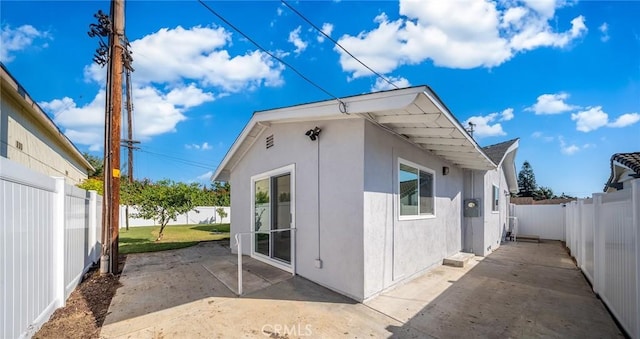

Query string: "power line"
[137, 147, 216, 170]
[196, 0, 345, 106]
[280, 0, 399, 90]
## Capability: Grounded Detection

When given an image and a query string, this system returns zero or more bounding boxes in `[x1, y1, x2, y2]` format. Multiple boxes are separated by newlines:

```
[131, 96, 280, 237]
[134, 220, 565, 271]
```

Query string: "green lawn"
[119, 223, 230, 254]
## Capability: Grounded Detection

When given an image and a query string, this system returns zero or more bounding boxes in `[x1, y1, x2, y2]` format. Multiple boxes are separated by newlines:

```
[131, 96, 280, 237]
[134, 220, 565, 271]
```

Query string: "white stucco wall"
[229, 118, 365, 300]
[362, 121, 464, 299]
[481, 167, 510, 256]
[1, 93, 88, 184]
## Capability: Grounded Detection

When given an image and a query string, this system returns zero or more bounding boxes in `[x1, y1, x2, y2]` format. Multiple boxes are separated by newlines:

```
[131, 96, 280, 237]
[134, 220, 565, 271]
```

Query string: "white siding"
[1, 88, 88, 185]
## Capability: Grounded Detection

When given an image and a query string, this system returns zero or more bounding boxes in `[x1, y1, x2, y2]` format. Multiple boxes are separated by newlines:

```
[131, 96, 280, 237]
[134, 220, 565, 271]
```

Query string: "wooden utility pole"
[108, 0, 124, 274]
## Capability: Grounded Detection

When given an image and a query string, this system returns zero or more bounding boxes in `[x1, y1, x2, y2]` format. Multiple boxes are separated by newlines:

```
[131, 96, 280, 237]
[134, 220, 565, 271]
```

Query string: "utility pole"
[89, 0, 125, 275]
[108, 0, 125, 274]
[122, 48, 139, 231]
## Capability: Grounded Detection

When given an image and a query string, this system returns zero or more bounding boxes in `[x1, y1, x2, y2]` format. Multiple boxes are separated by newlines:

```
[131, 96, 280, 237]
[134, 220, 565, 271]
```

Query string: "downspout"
[316, 132, 322, 268]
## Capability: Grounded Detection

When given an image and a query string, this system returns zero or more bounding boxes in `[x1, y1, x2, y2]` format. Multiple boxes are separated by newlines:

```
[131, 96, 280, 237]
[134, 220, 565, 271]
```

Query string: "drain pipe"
[315, 131, 323, 269]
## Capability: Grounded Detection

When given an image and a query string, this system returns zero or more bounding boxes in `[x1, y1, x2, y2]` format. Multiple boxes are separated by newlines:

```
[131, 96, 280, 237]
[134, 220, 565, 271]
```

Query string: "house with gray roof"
[605, 152, 640, 192]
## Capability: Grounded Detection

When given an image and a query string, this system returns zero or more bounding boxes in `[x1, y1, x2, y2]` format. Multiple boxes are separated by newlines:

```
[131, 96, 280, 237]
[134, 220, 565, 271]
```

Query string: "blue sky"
[1, 0, 638, 197]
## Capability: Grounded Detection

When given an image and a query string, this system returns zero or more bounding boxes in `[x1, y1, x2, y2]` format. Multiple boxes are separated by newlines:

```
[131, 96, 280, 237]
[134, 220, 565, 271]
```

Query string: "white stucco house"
[1, 63, 93, 184]
[212, 86, 519, 301]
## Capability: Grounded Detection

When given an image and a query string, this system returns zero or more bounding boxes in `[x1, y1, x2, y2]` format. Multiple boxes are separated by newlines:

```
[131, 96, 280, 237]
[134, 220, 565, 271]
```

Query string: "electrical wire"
[196, 0, 346, 107]
[280, 0, 400, 90]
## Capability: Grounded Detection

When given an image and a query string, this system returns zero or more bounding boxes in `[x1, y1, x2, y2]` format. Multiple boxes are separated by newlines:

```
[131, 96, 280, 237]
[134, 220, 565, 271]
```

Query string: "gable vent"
[266, 134, 274, 149]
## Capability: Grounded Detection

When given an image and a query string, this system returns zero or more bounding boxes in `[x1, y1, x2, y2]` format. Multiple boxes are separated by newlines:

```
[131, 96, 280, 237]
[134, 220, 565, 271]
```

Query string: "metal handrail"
[233, 228, 296, 295]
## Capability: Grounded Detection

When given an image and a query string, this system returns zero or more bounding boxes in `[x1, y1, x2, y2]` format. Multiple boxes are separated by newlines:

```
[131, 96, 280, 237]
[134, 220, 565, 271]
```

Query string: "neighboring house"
[604, 152, 640, 192]
[213, 86, 519, 301]
[1, 63, 93, 184]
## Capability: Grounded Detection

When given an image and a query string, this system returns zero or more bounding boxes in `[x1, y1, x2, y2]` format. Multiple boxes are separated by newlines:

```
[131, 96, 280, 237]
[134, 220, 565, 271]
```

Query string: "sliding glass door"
[253, 167, 293, 266]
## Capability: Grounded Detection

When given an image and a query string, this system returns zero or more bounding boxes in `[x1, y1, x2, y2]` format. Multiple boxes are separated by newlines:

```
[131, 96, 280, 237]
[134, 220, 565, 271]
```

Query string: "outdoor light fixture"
[442, 166, 450, 175]
[305, 127, 322, 141]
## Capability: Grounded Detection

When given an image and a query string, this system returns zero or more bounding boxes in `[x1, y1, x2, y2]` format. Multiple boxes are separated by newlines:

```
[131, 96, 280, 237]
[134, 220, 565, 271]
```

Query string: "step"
[443, 252, 475, 267]
[517, 235, 540, 243]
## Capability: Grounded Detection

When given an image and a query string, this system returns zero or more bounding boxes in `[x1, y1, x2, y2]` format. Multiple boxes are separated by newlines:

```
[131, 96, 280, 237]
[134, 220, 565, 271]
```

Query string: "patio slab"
[100, 240, 624, 338]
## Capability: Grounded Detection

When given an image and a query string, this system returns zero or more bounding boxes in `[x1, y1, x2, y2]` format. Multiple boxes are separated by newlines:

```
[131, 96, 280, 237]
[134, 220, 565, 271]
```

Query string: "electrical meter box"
[464, 199, 480, 217]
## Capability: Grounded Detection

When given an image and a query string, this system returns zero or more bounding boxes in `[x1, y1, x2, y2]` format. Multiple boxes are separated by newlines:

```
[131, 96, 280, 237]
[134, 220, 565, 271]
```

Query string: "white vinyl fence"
[1, 157, 102, 339]
[512, 204, 566, 240]
[513, 179, 640, 338]
[120, 205, 230, 227]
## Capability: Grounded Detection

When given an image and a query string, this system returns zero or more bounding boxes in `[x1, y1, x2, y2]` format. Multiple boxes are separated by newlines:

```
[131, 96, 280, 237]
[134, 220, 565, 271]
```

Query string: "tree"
[535, 186, 555, 200]
[216, 207, 228, 223]
[129, 179, 201, 241]
[517, 160, 537, 197]
[82, 152, 104, 178]
[77, 178, 104, 195]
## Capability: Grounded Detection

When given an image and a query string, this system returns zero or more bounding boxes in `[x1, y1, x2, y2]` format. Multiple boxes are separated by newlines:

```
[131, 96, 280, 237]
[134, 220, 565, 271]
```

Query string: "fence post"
[53, 177, 65, 307]
[632, 179, 640, 339]
[88, 190, 97, 263]
[592, 193, 604, 295]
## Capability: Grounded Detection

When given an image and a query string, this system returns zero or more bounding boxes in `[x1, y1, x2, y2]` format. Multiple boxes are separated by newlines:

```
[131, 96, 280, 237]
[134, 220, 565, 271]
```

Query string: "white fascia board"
[501, 141, 520, 193]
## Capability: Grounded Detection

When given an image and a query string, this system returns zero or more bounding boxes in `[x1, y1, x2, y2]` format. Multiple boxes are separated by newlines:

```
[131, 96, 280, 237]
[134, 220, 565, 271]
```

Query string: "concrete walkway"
[100, 240, 623, 338]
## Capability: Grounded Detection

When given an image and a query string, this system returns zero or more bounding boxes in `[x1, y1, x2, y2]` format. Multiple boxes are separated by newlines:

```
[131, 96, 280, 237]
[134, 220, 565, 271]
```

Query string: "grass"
[119, 223, 230, 254]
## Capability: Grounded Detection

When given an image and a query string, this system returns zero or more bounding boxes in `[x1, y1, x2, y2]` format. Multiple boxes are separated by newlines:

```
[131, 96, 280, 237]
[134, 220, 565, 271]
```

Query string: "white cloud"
[531, 131, 554, 142]
[599, 22, 610, 42]
[43, 25, 285, 149]
[527, 92, 579, 115]
[84, 26, 284, 91]
[185, 142, 212, 150]
[570, 107, 640, 132]
[335, 0, 587, 77]
[571, 106, 609, 132]
[317, 23, 334, 43]
[197, 171, 214, 181]
[607, 113, 640, 128]
[0, 24, 50, 62]
[559, 136, 581, 155]
[371, 76, 410, 92]
[288, 26, 308, 54]
[500, 108, 514, 121]
[464, 113, 506, 138]
[277, 7, 283, 16]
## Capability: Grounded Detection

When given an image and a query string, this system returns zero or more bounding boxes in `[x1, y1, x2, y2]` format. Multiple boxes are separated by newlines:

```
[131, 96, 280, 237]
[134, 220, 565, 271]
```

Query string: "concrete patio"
[100, 240, 624, 338]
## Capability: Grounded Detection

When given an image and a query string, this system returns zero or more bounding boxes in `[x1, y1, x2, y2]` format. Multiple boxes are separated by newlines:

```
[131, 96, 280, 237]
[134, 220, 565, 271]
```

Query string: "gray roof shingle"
[482, 138, 519, 165]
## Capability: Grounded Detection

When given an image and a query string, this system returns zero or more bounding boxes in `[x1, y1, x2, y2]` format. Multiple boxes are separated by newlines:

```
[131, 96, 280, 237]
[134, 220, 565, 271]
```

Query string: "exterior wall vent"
[266, 134, 274, 149]
[15, 141, 23, 151]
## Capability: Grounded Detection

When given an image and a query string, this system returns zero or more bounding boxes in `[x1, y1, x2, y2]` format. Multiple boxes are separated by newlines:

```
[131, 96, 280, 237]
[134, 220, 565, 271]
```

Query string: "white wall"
[230, 118, 365, 300]
[512, 204, 566, 240]
[1, 157, 101, 339]
[120, 206, 230, 227]
[362, 121, 464, 299]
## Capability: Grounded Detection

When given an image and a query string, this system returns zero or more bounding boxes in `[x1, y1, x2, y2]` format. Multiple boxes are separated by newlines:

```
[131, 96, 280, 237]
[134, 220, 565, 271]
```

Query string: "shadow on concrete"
[379, 240, 624, 338]
[102, 241, 354, 332]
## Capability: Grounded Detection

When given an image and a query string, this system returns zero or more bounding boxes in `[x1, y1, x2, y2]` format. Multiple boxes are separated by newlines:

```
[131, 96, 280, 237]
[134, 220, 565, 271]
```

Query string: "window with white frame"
[399, 159, 435, 217]
[492, 185, 499, 212]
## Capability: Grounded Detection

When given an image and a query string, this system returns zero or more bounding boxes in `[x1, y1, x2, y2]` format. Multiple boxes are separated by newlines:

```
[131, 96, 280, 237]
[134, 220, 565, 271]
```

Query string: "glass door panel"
[254, 178, 270, 257]
[272, 174, 291, 263]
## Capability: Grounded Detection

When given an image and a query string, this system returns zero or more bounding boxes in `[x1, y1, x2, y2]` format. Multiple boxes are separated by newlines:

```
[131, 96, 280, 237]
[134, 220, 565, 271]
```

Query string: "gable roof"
[482, 138, 520, 193]
[604, 152, 640, 191]
[213, 86, 498, 182]
[1, 63, 94, 172]
[482, 138, 519, 166]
